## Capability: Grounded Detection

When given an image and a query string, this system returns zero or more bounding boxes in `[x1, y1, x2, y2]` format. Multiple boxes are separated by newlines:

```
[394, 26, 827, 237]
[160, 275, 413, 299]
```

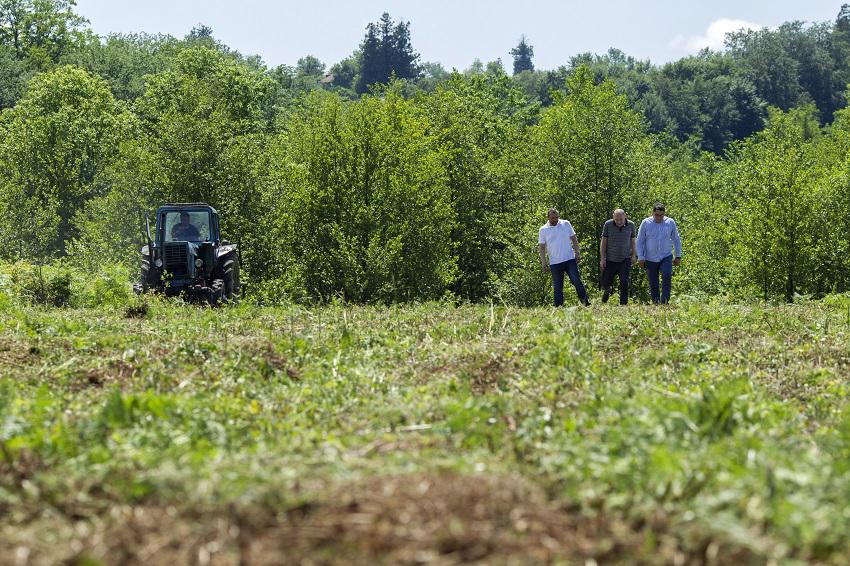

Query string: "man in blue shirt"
[636, 203, 682, 305]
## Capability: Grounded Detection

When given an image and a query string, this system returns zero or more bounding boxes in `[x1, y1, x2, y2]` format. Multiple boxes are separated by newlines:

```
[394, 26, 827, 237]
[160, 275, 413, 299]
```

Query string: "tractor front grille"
[163, 242, 189, 277]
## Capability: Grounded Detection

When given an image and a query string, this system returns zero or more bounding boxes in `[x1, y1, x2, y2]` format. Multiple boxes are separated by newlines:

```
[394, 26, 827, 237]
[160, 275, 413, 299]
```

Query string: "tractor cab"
[154, 204, 220, 284]
[135, 203, 240, 303]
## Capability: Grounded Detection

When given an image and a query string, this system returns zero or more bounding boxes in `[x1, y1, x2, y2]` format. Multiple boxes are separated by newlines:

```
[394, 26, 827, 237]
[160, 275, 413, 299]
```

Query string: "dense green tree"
[726, 25, 801, 111]
[511, 68, 551, 105]
[356, 22, 381, 92]
[71, 47, 276, 277]
[532, 66, 668, 285]
[726, 106, 820, 301]
[0, 65, 130, 260]
[0, 0, 86, 108]
[0, 0, 86, 67]
[330, 54, 358, 89]
[420, 72, 533, 300]
[186, 23, 213, 42]
[296, 55, 324, 78]
[277, 86, 455, 302]
[510, 35, 534, 74]
[809, 100, 850, 292]
[0, 43, 29, 108]
[355, 13, 420, 93]
[288, 55, 326, 92]
[416, 61, 449, 92]
[464, 58, 484, 76]
[726, 21, 842, 120]
[71, 32, 181, 100]
[485, 58, 506, 77]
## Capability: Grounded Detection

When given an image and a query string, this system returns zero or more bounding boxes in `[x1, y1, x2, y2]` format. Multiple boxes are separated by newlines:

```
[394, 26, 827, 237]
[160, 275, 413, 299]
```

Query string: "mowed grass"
[2, 298, 850, 564]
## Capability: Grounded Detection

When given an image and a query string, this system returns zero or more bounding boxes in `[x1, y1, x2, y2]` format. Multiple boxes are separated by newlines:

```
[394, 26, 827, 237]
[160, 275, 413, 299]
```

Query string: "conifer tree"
[510, 35, 534, 74]
[356, 13, 420, 93]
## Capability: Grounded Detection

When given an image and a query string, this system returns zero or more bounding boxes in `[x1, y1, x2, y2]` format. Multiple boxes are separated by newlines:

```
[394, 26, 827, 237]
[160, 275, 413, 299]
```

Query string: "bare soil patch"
[1, 472, 757, 565]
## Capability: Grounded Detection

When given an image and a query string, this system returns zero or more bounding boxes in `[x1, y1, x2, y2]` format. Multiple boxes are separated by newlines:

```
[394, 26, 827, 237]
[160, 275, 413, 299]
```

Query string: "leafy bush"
[0, 261, 132, 308]
[0, 262, 73, 307]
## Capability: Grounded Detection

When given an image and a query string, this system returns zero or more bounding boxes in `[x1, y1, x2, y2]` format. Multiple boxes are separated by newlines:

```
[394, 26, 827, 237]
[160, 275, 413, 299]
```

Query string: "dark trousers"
[601, 258, 632, 305]
[645, 255, 673, 304]
[550, 259, 588, 306]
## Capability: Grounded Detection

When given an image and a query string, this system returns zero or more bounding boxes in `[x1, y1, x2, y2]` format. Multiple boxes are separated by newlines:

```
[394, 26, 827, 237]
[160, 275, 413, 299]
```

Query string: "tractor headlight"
[154, 259, 163, 268]
[195, 259, 204, 268]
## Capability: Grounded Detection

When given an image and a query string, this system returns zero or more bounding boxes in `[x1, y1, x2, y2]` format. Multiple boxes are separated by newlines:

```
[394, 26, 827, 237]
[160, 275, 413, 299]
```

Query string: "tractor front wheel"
[209, 278, 224, 306]
[221, 257, 241, 302]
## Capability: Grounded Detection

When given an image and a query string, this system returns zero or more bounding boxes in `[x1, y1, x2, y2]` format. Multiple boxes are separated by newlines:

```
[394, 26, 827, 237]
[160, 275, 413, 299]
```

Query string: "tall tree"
[532, 66, 666, 285]
[726, 106, 820, 302]
[510, 35, 534, 74]
[356, 22, 381, 93]
[0, 65, 130, 260]
[296, 55, 325, 78]
[329, 54, 358, 90]
[0, 0, 86, 68]
[421, 72, 532, 301]
[277, 87, 455, 302]
[355, 13, 420, 93]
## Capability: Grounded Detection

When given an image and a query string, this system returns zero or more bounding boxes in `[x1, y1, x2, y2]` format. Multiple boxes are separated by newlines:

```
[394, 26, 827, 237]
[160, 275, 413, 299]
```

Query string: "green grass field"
[2, 298, 850, 564]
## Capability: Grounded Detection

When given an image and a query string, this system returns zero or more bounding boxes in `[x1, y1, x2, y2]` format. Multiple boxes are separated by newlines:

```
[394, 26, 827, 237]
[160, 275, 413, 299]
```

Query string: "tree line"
[1, 2, 850, 304]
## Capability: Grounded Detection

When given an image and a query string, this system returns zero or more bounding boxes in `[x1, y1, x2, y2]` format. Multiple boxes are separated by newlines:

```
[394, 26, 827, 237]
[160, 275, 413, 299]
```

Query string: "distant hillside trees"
[356, 13, 420, 93]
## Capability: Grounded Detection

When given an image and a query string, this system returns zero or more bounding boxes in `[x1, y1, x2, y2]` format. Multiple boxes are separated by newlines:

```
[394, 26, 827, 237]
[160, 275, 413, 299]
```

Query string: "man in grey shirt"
[599, 208, 637, 305]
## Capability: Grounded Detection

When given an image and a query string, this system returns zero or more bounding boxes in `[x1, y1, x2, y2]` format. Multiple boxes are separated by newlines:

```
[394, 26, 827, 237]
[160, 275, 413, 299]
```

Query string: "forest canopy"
[2, 3, 850, 304]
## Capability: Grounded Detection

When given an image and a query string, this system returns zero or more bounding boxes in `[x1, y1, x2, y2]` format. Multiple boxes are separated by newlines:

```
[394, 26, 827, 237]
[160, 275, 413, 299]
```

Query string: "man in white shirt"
[538, 208, 590, 307]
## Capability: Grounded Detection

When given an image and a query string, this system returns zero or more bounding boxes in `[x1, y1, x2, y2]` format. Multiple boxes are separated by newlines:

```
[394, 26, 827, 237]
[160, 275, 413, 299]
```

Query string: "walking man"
[636, 203, 682, 304]
[599, 208, 637, 305]
[539, 208, 590, 307]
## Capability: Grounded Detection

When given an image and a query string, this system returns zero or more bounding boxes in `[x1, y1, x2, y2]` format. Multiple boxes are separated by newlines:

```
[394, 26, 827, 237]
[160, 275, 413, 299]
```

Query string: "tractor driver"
[171, 212, 201, 241]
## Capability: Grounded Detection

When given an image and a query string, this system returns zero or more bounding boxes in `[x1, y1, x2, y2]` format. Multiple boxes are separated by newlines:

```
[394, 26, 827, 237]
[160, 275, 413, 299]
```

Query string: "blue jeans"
[645, 255, 673, 304]
[550, 259, 588, 306]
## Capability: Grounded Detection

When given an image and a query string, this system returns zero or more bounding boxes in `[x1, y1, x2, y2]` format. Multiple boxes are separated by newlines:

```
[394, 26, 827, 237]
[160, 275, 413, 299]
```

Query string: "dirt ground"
[2, 472, 755, 565]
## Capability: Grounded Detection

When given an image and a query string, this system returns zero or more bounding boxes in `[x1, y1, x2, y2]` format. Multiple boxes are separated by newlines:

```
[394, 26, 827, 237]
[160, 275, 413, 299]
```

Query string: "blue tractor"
[133, 203, 240, 304]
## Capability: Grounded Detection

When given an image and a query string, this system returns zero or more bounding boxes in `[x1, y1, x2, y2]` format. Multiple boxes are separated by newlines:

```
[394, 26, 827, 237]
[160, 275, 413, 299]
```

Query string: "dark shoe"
[601, 287, 611, 303]
[583, 298, 591, 307]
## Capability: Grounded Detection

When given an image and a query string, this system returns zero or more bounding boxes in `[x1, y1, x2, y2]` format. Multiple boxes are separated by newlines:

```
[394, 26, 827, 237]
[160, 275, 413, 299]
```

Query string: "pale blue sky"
[73, 1, 845, 71]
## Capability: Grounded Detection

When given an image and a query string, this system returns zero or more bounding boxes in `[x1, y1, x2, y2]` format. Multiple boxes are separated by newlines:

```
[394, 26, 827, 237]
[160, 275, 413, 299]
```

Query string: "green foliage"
[356, 13, 420, 94]
[422, 73, 533, 301]
[275, 87, 455, 302]
[0, 64, 131, 261]
[71, 32, 182, 100]
[531, 67, 667, 285]
[0, 0, 86, 68]
[725, 106, 821, 301]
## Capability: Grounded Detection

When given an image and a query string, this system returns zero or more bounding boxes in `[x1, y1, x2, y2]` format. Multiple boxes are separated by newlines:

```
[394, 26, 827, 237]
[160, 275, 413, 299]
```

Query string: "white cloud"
[670, 18, 764, 53]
